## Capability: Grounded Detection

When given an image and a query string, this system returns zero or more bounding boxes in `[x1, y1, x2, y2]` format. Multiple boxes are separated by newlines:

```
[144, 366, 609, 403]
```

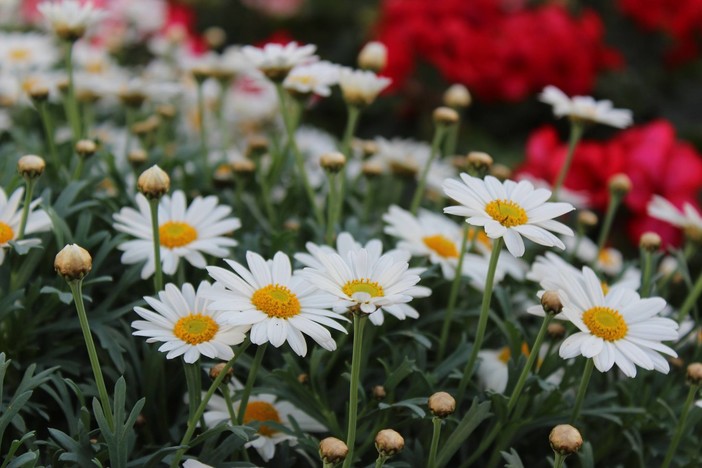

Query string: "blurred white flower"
[283, 61, 340, 97]
[242, 42, 318, 81]
[539, 85, 633, 128]
[338, 68, 391, 107]
[0, 32, 58, 73]
[38, 0, 106, 40]
[647, 195, 702, 239]
[0, 187, 52, 265]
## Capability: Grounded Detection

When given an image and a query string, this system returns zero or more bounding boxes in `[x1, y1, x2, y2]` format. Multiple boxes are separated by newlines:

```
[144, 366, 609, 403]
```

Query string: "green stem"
[438, 224, 470, 360]
[221, 383, 237, 425]
[570, 358, 595, 424]
[553, 452, 566, 468]
[236, 343, 268, 425]
[457, 237, 503, 402]
[340, 105, 361, 159]
[678, 270, 702, 324]
[183, 362, 202, 422]
[444, 123, 459, 157]
[640, 248, 654, 298]
[148, 198, 163, 293]
[68, 281, 113, 430]
[427, 417, 442, 468]
[64, 42, 82, 140]
[596, 193, 623, 254]
[16, 179, 35, 240]
[170, 340, 250, 468]
[362, 176, 374, 223]
[661, 383, 700, 468]
[72, 157, 85, 181]
[196, 81, 210, 180]
[342, 315, 367, 468]
[410, 125, 447, 214]
[374, 455, 387, 468]
[507, 314, 554, 413]
[325, 172, 338, 245]
[37, 101, 60, 169]
[552, 121, 584, 199]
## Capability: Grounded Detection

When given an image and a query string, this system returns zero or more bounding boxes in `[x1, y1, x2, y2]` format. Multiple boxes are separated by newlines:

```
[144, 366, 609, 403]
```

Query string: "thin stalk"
[553, 453, 566, 468]
[340, 105, 361, 158]
[661, 383, 700, 468]
[457, 237, 504, 402]
[410, 125, 447, 214]
[72, 156, 85, 181]
[196, 81, 209, 180]
[374, 455, 387, 468]
[37, 101, 60, 169]
[552, 121, 584, 199]
[170, 340, 250, 468]
[596, 193, 623, 253]
[640, 248, 654, 298]
[148, 198, 163, 292]
[678, 271, 702, 324]
[444, 123, 459, 158]
[183, 362, 202, 422]
[221, 384, 237, 425]
[438, 224, 471, 360]
[427, 417, 442, 468]
[570, 358, 595, 424]
[342, 315, 368, 468]
[63, 42, 82, 140]
[16, 179, 35, 240]
[68, 280, 113, 430]
[325, 172, 338, 245]
[236, 343, 268, 425]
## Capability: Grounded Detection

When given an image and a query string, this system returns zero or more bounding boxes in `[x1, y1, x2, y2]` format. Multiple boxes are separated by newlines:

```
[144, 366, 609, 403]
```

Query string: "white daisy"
[283, 61, 340, 97]
[478, 343, 563, 393]
[647, 195, 702, 239]
[338, 68, 391, 107]
[242, 42, 318, 81]
[443, 174, 575, 258]
[373, 137, 430, 177]
[0, 187, 52, 265]
[113, 190, 241, 279]
[515, 174, 589, 209]
[224, 73, 279, 125]
[563, 235, 623, 276]
[0, 32, 58, 73]
[298, 234, 431, 326]
[203, 388, 326, 462]
[131, 282, 248, 363]
[539, 85, 633, 129]
[206, 251, 348, 356]
[558, 266, 678, 377]
[38, 0, 106, 40]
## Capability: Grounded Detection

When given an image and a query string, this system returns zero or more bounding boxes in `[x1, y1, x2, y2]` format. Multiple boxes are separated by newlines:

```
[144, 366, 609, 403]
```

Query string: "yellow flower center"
[21, 77, 40, 94]
[9, 48, 30, 62]
[485, 199, 528, 227]
[287, 75, 316, 86]
[244, 401, 282, 437]
[497, 342, 530, 364]
[342, 279, 384, 298]
[85, 60, 106, 74]
[173, 313, 219, 345]
[598, 249, 614, 266]
[159, 221, 197, 248]
[251, 284, 301, 319]
[0, 222, 14, 244]
[601, 281, 609, 295]
[582, 306, 628, 341]
[423, 234, 459, 258]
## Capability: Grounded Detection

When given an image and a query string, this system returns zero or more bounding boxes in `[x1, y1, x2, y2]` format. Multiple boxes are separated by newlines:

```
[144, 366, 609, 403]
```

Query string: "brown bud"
[213, 164, 233, 187]
[232, 159, 256, 175]
[54, 244, 92, 281]
[549, 424, 582, 456]
[362, 161, 384, 178]
[433, 106, 459, 126]
[75, 139, 97, 158]
[577, 210, 598, 229]
[490, 163, 512, 181]
[204, 26, 227, 50]
[541, 291, 563, 315]
[28, 85, 50, 102]
[246, 135, 269, 159]
[372, 385, 386, 401]
[118, 88, 147, 108]
[668, 356, 684, 369]
[128, 149, 148, 167]
[375, 429, 404, 457]
[443, 84, 472, 109]
[17, 155, 46, 179]
[137, 165, 170, 199]
[192, 65, 213, 83]
[428, 391, 456, 418]
[466, 151, 493, 176]
[361, 140, 378, 159]
[135, 414, 146, 427]
[297, 373, 309, 384]
[209, 363, 233, 383]
[609, 173, 632, 195]
[320, 152, 346, 173]
[283, 218, 301, 232]
[319, 437, 348, 464]
[358, 41, 387, 72]
[547, 323, 566, 340]
[639, 232, 661, 252]
[687, 362, 702, 385]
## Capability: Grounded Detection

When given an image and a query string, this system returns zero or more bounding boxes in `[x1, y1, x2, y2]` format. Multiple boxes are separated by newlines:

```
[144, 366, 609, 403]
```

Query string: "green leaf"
[436, 398, 492, 467]
[501, 448, 525, 468]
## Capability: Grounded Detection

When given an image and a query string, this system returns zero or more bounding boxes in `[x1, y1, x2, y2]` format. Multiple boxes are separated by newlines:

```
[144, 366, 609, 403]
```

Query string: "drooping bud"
[375, 429, 404, 457]
[489, 163, 512, 181]
[17, 155, 46, 179]
[549, 424, 583, 456]
[319, 437, 348, 465]
[547, 323, 566, 339]
[428, 391, 456, 418]
[55, 244, 92, 281]
[137, 165, 170, 199]
[128, 149, 148, 167]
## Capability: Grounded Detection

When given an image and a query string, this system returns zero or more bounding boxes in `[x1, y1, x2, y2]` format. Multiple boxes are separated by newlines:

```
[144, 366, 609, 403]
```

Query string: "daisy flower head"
[647, 195, 702, 241]
[206, 251, 348, 356]
[558, 266, 678, 377]
[204, 387, 326, 462]
[38, 0, 106, 41]
[299, 235, 431, 326]
[0, 187, 52, 265]
[0, 32, 58, 73]
[242, 42, 318, 82]
[563, 235, 623, 276]
[283, 61, 340, 97]
[443, 174, 575, 258]
[131, 282, 248, 363]
[338, 68, 391, 108]
[113, 190, 240, 279]
[539, 85, 633, 129]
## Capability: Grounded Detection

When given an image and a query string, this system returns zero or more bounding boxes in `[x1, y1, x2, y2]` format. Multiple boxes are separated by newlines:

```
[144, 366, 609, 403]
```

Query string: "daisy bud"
[443, 84, 472, 109]
[135, 414, 146, 427]
[128, 149, 148, 167]
[137, 165, 170, 199]
[466, 151, 493, 177]
[489, 163, 512, 181]
[608, 173, 632, 196]
[541, 291, 563, 315]
[209, 363, 234, 383]
[319, 437, 348, 465]
[375, 429, 404, 457]
[668, 356, 684, 368]
[75, 140, 97, 158]
[547, 323, 566, 339]
[433, 106, 459, 126]
[686, 363, 702, 385]
[55, 244, 92, 281]
[390, 160, 419, 179]
[246, 135, 269, 159]
[118, 88, 147, 108]
[204, 26, 227, 50]
[320, 152, 346, 173]
[358, 41, 387, 72]
[577, 210, 599, 229]
[639, 232, 661, 252]
[232, 159, 256, 176]
[192, 65, 213, 84]
[213, 164, 234, 188]
[372, 385, 387, 400]
[156, 104, 177, 120]
[450, 155, 468, 171]
[17, 155, 46, 179]
[361, 140, 379, 159]
[362, 161, 384, 178]
[28, 85, 50, 103]
[298, 373, 309, 384]
[428, 391, 456, 418]
[284, 218, 301, 232]
[131, 116, 160, 137]
[549, 424, 582, 456]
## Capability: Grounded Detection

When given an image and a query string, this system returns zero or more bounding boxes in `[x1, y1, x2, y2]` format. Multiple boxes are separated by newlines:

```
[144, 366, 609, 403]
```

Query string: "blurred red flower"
[519, 120, 702, 246]
[374, 0, 621, 101]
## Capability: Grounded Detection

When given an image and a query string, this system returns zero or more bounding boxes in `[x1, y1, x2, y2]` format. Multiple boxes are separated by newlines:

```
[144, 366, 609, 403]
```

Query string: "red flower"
[519, 120, 702, 246]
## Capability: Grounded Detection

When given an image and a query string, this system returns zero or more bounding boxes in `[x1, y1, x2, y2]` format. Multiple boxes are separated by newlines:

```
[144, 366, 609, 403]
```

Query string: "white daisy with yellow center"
[131, 282, 248, 363]
[0, 32, 58, 72]
[206, 251, 348, 356]
[539, 85, 633, 128]
[338, 68, 391, 107]
[443, 174, 575, 258]
[563, 235, 624, 276]
[478, 343, 563, 393]
[558, 266, 678, 377]
[38, 0, 106, 40]
[113, 190, 241, 279]
[203, 387, 326, 462]
[647, 195, 702, 240]
[283, 61, 340, 97]
[0, 187, 52, 265]
[298, 233, 431, 326]
[242, 42, 318, 80]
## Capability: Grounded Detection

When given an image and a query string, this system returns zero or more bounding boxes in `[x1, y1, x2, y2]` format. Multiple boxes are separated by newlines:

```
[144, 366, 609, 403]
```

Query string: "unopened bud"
[541, 291, 563, 315]
[362, 161, 384, 178]
[547, 323, 566, 339]
[17, 155, 46, 179]
[232, 159, 256, 175]
[128, 149, 148, 167]
[209, 363, 233, 383]
[297, 373, 309, 384]
[192, 65, 213, 83]
[204, 26, 227, 50]
[118, 88, 147, 108]
[359, 139, 378, 159]
[54, 244, 92, 281]
[609, 173, 632, 195]
[213, 164, 233, 187]
[466, 151, 493, 176]
[428, 391, 456, 418]
[490, 163, 512, 181]
[28, 85, 50, 102]
[687, 362, 702, 385]
[640, 232, 661, 252]
[137, 165, 170, 199]
[577, 210, 598, 229]
[283, 218, 301, 232]
[319, 437, 348, 464]
[75, 139, 97, 158]
[375, 429, 404, 457]
[443, 84, 472, 109]
[156, 104, 177, 120]
[433, 106, 459, 126]
[549, 424, 582, 456]
[372, 385, 386, 400]
[320, 152, 346, 173]
[358, 41, 387, 72]
[246, 135, 269, 159]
